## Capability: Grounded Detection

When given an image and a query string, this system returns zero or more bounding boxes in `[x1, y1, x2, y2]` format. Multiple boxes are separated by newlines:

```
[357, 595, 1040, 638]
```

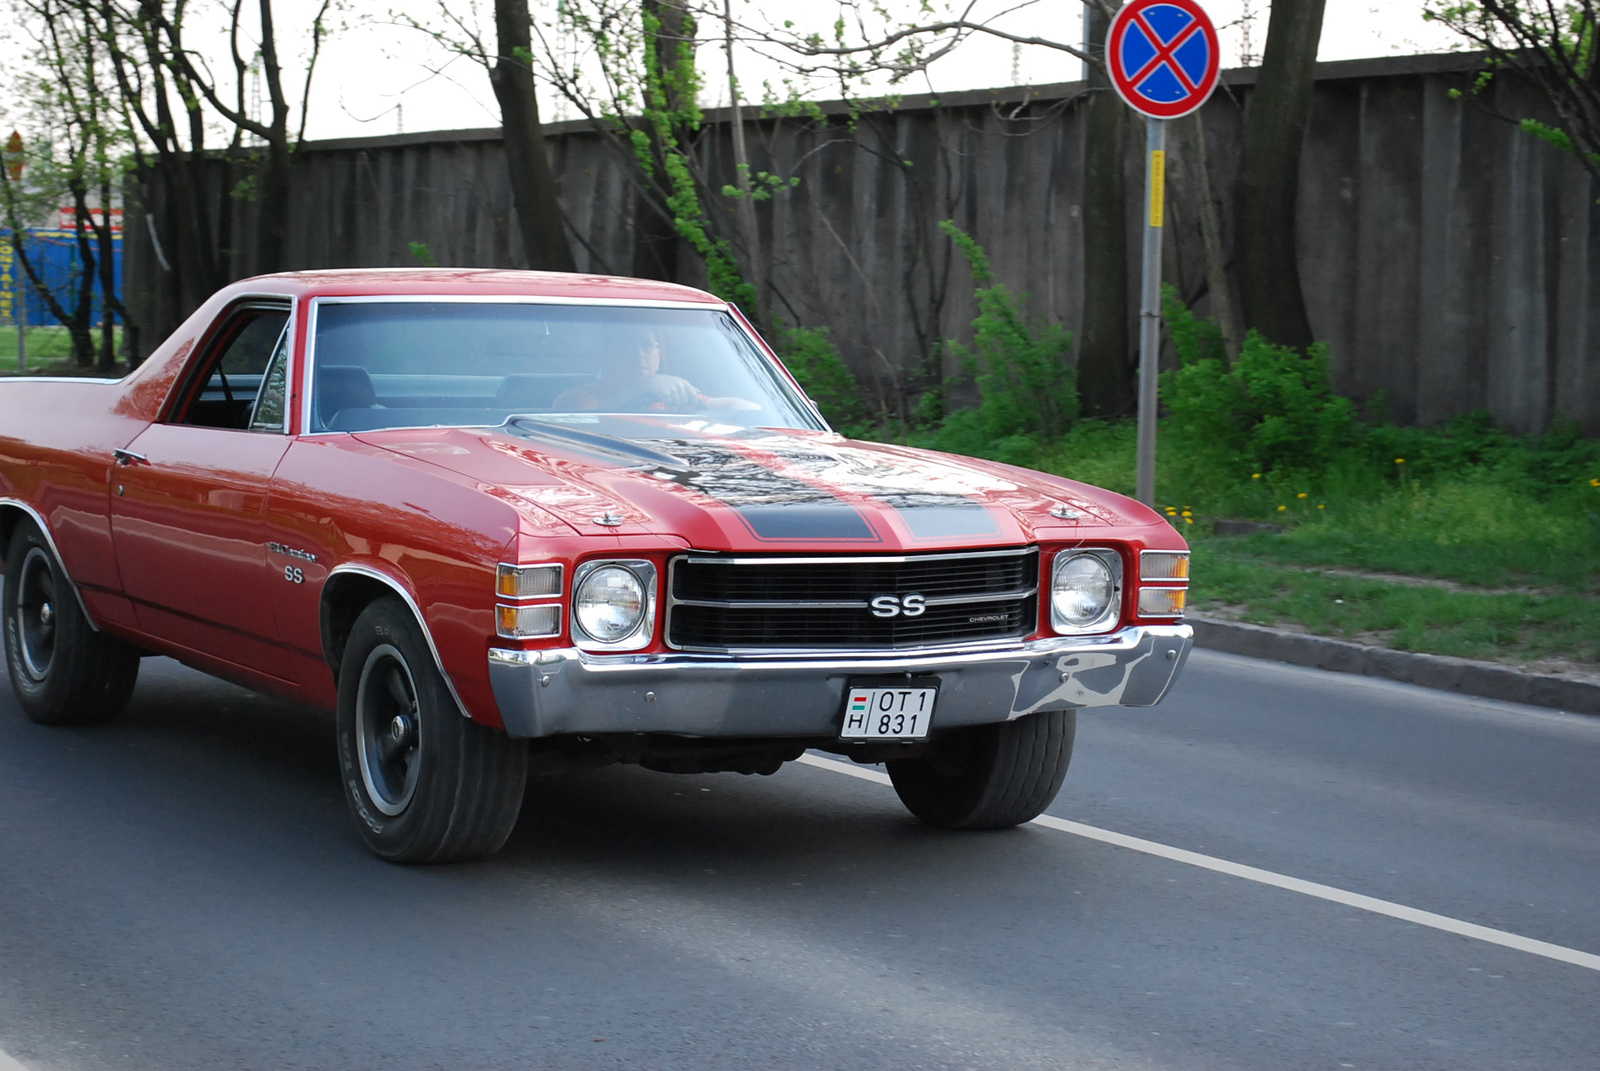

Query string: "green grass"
[978, 417, 1600, 669]
[0, 325, 126, 375]
[1191, 543, 1600, 666]
[1187, 474, 1600, 592]
[0, 325, 78, 372]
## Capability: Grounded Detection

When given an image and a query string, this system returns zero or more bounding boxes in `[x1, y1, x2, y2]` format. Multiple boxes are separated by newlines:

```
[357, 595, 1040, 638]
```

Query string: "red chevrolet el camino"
[0, 270, 1192, 862]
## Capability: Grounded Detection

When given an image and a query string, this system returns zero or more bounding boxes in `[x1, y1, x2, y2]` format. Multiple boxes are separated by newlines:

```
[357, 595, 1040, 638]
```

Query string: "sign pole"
[1135, 117, 1166, 506]
[1104, 0, 1220, 509]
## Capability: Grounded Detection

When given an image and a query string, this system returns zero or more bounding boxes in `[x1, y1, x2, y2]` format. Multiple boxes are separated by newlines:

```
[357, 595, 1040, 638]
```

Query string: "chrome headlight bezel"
[1050, 549, 1123, 635]
[571, 559, 658, 651]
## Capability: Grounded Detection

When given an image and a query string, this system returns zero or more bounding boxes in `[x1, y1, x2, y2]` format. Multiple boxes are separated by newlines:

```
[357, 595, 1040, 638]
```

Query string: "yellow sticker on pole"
[1149, 149, 1167, 228]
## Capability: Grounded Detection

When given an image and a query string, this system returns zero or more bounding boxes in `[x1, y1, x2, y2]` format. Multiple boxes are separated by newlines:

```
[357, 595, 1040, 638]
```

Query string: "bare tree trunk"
[1234, 0, 1326, 352]
[68, 185, 98, 366]
[254, 0, 292, 272]
[1182, 112, 1242, 359]
[1077, 1, 1132, 417]
[723, 0, 765, 328]
[491, 0, 575, 272]
[632, 0, 693, 281]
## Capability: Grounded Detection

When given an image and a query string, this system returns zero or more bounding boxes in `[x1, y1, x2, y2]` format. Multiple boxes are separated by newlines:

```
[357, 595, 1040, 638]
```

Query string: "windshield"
[307, 301, 825, 437]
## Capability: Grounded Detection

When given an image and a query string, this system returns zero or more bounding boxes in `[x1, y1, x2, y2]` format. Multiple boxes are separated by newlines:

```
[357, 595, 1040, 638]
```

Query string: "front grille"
[667, 548, 1039, 652]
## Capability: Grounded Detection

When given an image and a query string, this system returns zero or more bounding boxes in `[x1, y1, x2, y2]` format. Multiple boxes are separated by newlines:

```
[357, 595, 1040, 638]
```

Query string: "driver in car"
[555, 328, 757, 411]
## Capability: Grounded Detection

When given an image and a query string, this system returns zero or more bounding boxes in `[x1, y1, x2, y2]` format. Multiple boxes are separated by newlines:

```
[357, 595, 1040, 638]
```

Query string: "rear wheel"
[336, 596, 527, 863]
[3, 519, 139, 725]
[887, 709, 1076, 829]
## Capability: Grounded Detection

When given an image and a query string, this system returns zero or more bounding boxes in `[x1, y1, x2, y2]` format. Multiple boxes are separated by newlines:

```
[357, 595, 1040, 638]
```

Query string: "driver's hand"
[642, 374, 700, 408]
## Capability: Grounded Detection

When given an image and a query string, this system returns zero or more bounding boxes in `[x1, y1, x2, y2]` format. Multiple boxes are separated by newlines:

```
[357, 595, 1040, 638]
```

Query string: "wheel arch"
[320, 563, 470, 719]
[0, 499, 100, 631]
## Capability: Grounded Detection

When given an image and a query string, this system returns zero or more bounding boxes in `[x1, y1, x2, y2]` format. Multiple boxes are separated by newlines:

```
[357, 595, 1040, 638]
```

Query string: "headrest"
[316, 365, 376, 428]
[495, 374, 558, 410]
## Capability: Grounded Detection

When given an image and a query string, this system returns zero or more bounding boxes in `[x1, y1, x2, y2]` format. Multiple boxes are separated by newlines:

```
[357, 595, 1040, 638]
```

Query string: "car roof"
[223, 268, 725, 305]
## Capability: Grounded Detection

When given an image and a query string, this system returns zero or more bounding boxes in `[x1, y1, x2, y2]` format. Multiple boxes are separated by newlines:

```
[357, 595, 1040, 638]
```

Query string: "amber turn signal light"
[496, 603, 561, 640]
[496, 563, 563, 599]
[1137, 587, 1187, 617]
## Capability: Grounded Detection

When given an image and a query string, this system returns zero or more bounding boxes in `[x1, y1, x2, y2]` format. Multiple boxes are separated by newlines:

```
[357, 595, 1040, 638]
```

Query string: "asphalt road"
[0, 649, 1596, 1070]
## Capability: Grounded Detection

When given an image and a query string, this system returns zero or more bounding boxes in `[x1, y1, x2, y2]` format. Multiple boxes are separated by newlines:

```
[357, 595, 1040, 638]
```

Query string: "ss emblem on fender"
[869, 593, 926, 618]
[284, 565, 305, 585]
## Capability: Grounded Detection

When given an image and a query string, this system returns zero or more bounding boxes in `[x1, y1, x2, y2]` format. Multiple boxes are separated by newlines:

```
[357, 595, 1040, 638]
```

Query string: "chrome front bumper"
[486, 624, 1193, 739]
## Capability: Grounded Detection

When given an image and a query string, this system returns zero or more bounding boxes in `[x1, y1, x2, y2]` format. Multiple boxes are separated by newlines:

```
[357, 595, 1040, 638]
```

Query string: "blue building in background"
[1, 222, 124, 327]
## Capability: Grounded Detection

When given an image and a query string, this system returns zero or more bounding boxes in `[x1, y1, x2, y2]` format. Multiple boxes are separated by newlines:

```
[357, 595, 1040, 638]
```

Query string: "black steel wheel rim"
[355, 644, 422, 816]
[14, 547, 57, 682]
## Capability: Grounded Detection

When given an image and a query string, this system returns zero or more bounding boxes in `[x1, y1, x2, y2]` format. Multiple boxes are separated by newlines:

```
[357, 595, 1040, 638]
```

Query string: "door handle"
[112, 448, 148, 466]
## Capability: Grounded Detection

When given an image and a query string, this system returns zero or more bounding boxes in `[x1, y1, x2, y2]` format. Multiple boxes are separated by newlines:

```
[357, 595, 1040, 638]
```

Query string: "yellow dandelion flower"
[1184, 517, 1193, 525]
[1395, 458, 1406, 464]
[1277, 505, 1287, 512]
[1318, 504, 1326, 510]
[1181, 510, 1193, 518]
[1591, 478, 1599, 487]
[1297, 492, 1307, 499]
[1251, 473, 1262, 480]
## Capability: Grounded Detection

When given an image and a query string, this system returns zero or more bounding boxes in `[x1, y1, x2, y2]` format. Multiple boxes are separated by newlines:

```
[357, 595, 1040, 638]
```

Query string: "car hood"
[353, 417, 1163, 550]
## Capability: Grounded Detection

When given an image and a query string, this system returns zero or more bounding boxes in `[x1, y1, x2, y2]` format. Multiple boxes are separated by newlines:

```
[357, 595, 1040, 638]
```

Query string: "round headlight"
[574, 565, 647, 643]
[1052, 553, 1117, 630]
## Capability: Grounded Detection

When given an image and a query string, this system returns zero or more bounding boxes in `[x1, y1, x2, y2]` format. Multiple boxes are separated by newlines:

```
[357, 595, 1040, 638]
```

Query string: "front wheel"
[887, 709, 1076, 829]
[3, 519, 140, 725]
[336, 597, 528, 863]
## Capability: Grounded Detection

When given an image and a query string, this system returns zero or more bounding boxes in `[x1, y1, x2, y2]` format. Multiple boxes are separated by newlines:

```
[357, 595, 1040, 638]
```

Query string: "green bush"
[1161, 287, 1358, 485]
[775, 325, 872, 437]
[917, 222, 1077, 464]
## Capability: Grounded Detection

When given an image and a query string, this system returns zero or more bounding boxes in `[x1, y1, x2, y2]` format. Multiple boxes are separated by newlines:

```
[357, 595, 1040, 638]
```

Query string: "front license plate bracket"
[839, 677, 939, 740]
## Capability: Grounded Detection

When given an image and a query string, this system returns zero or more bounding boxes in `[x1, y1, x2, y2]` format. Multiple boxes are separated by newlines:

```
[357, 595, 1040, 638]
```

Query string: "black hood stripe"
[739, 438, 1003, 541]
[650, 441, 883, 543]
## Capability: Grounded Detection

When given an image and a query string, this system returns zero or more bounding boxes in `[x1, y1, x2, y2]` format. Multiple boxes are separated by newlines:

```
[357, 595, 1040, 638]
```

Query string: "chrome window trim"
[570, 559, 658, 652]
[170, 295, 297, 433]
[0, 377, 121, 385]
[246, 306, 297, 434]
[325, 563, 472, 719]
[665, 547, 1040, 654]
[311, 294, 728, 309]
[299, 295, 826, 438]
[0, 499, 100, 631]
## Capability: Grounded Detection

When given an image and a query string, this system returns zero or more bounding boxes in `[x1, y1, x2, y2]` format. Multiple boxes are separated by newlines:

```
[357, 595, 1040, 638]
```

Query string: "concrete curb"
[1188, 615, 1600, 716]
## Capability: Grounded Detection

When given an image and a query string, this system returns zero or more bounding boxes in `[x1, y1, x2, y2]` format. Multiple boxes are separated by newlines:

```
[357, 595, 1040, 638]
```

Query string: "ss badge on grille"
[869, 593, 927, 618]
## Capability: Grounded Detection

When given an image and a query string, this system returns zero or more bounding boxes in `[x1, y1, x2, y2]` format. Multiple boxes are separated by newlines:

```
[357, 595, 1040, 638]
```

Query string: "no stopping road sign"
[1107, 0, 1222, 120]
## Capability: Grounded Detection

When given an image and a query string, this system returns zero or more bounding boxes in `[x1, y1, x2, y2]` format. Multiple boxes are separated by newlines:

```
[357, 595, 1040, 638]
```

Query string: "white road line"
[797, 753, 1600, 973]
[0, 1048, 28, 1071]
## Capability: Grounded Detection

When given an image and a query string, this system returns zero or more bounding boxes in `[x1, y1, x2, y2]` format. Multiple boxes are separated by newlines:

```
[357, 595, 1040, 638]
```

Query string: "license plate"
[840, 685, 937, 739]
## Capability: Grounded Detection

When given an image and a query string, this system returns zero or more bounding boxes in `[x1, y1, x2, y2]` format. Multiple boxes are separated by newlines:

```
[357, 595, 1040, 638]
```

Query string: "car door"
[109, 299, 297, 678]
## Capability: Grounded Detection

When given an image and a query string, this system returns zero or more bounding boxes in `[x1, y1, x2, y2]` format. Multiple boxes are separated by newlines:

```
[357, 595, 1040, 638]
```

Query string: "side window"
[173, 307, 291, 430]
[248, 326, 291, 431]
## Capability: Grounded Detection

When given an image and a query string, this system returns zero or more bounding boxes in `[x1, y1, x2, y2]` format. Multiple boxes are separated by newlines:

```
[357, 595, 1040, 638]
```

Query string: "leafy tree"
[1423, 1, 1600, 187]
[0, 0, 132, 370]
[105, 0, 338, 277]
